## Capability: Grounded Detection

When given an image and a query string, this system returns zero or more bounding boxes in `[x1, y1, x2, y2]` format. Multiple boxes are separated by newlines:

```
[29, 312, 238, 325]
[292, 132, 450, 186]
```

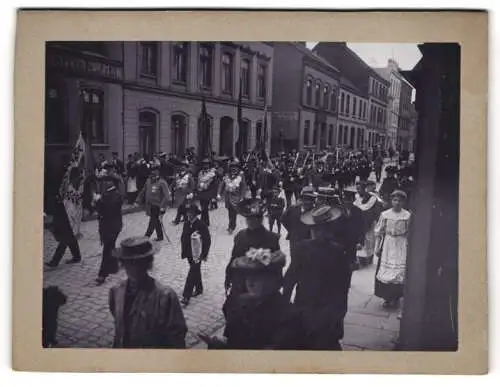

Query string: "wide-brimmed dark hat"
[229, 160, 241, 168]
[231, 250, 286, 273]
[185, 203, 202, 215]
[301, 205, 343, 226]
[385, 166, 397, 174]
[112, 236, 160, 261]
[237, 198, 265, 217]
[300, 186, 317, 199]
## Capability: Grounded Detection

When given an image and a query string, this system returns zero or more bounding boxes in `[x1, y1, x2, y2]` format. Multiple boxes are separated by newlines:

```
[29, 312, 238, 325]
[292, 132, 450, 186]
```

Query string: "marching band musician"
[218, 160, 248, 235]
[172, 162, 195, 225]
[136, 162, 171, 242]
[196, 158, 218, 226]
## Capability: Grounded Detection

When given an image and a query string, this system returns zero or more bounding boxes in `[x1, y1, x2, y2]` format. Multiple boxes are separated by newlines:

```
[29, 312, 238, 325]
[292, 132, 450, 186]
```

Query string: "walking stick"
[159, 214, 171, 243]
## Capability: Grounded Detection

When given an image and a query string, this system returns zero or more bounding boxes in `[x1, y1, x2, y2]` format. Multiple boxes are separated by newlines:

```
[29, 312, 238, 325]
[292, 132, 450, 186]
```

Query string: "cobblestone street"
[44, 169, 400, 350]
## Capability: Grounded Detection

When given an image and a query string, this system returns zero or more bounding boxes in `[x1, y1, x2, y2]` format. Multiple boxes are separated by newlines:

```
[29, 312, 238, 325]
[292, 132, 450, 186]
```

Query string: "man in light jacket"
[136, 163, 171, 241]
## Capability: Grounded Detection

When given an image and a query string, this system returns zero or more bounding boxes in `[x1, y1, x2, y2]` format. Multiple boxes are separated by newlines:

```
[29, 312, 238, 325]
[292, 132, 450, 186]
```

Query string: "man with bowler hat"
[93, 174, 123, 285]
[109, 236, 187, 348]
[180, 203, 211, 307]
[283, 205, 349, 350]
[136, 161, 171, 241]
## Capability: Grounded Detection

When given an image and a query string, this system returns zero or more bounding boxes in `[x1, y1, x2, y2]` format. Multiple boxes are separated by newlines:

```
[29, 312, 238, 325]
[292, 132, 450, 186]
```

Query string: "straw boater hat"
[112, 236, 160, 261]
[390, 189, 408, 200]
[237, 198, 265, 217]
[301, 205, 343, 226]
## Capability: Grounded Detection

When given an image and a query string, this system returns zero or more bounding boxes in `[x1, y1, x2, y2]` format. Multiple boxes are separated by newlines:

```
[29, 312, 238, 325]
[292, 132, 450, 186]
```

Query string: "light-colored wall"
[123, 90, 270, 156]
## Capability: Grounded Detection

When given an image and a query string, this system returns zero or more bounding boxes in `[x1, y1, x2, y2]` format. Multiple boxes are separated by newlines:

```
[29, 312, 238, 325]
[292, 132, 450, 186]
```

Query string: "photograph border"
[13, 10, 487, 374]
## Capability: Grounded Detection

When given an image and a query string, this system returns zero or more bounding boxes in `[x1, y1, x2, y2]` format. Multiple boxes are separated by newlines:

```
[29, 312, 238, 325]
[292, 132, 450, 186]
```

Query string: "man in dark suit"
[180, 203, 211, 306]
[280, 186, 316, 264]
[283, 205, 350, 350]
[93, 175, 124, 285]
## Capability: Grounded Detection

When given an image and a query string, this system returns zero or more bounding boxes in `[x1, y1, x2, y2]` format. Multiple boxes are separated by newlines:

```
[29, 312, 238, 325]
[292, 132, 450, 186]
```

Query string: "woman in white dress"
[374, 190, 412, 309]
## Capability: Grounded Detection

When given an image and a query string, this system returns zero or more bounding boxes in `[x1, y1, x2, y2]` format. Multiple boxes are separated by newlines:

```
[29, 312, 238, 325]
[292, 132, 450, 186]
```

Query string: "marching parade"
[43, 143, 416, 350]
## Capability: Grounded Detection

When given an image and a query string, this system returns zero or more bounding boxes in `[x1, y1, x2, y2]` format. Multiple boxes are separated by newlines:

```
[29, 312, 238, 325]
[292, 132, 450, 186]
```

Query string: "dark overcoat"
[95, 188, 123, 244]
[180, 218, 211, 260]
[283, 238, 349, 342]
[223, 292, 307, 350]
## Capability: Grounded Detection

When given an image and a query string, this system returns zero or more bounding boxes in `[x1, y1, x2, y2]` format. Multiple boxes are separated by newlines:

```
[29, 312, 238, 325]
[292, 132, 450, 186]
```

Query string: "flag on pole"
[235, 77, 243, 159]
[58, 132, 91, 237]
[262, 104, 268, 151]
[198, 97, 210, 162]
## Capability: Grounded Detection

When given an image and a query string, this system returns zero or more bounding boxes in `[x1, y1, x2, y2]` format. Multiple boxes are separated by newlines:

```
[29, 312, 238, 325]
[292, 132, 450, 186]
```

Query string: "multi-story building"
[313, 42, 390, 150]
[337, 76, 368, 150]
[374, 59, 404, 150]
[44, 41, 274, 173]
[271, 42, 340, 153]
[398, 76, 416, 151]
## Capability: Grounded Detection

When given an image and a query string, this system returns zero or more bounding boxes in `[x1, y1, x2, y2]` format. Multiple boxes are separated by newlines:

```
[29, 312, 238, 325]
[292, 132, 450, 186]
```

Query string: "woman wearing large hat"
[109, 236, 187, 348]
[283, 205, 350, 350]
[200, 242, 307, 350]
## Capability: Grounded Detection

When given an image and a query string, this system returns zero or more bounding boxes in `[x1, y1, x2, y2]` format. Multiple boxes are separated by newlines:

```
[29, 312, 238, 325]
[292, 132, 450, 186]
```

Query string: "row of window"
[371, 78, 388, 101]
[301, 121, 382, 150]
[369, 105, 387, 126]
[339, 92, 367, 120]
[302, 120, 335, 148]
[304, 78, 338, 112]
[141, 42, 267, 99]
[45, 84, 268, 149]
[337, 125, 366, 149]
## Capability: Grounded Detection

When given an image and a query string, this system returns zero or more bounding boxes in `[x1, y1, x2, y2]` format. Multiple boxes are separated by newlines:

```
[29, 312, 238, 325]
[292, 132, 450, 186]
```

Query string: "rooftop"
[291, 42, 341, 74]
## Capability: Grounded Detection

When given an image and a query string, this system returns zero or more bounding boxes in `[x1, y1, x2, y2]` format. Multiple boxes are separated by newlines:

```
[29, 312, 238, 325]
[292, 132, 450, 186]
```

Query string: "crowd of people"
[43, 145, 416, 350]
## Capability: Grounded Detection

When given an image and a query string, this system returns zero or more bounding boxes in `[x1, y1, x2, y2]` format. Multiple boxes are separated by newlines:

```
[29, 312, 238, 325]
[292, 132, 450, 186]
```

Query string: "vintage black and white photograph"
[41, 40, 460, 352]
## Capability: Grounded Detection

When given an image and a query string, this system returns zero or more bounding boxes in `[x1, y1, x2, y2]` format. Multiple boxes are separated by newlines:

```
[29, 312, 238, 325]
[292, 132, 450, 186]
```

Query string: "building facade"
[337, 76, 368, 150]
[374, 59, 403, 150]
[44, 41, 274, 173]
[398, 77, 416, 151]
[313, 42, 390, 150]
[271, 42, 340, 153]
